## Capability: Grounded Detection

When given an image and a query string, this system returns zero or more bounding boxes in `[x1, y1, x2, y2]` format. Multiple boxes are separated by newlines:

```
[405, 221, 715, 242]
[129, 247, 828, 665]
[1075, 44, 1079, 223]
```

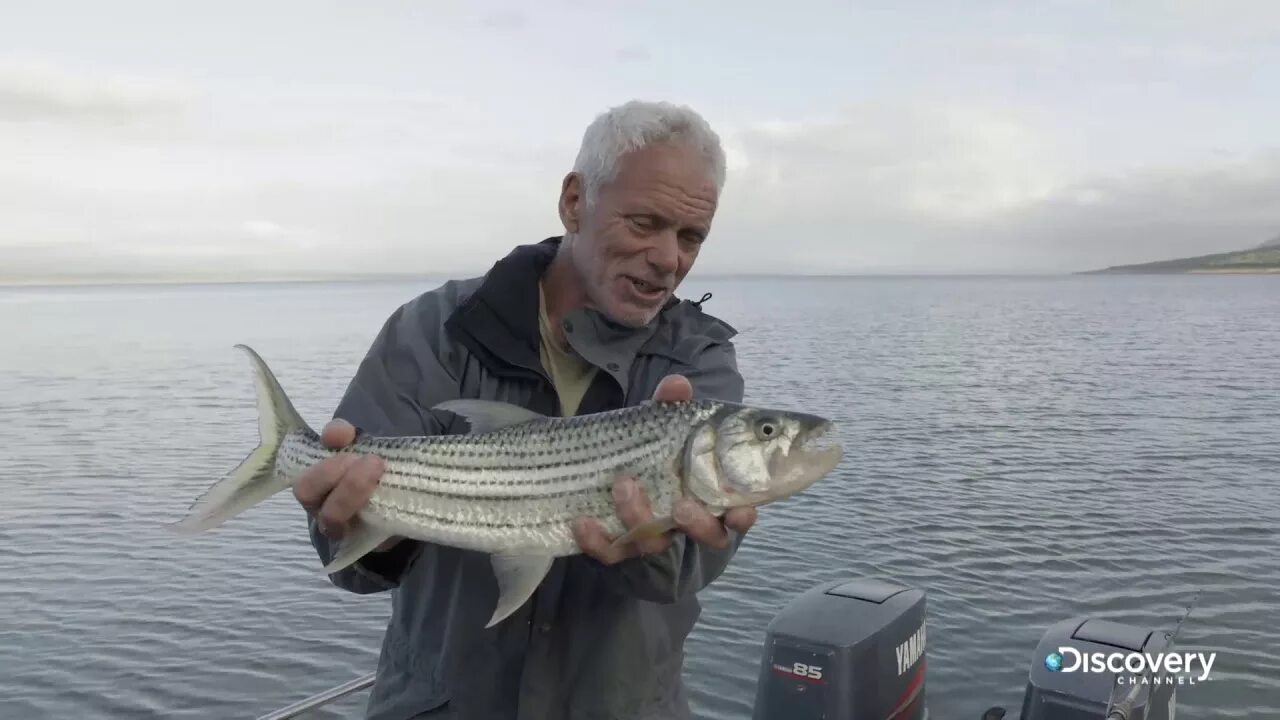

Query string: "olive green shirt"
[537, 281, 598, 417]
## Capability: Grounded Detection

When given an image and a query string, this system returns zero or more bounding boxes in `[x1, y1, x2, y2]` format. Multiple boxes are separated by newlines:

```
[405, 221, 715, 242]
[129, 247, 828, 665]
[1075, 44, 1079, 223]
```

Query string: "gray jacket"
[308, 238, 747, 720]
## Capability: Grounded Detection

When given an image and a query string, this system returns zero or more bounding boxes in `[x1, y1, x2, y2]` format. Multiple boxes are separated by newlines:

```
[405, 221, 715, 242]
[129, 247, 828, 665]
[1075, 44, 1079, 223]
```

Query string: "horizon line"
[0, 269, 1098, 289]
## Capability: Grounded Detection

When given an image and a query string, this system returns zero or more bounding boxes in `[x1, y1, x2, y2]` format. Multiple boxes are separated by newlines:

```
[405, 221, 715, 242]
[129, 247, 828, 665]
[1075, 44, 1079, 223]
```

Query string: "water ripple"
[2, 276, 1278, 719]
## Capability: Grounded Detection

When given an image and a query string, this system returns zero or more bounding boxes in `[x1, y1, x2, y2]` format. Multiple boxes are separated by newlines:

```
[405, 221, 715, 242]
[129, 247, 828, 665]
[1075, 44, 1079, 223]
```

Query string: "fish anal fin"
[432, 399, 546, 435]
[609, 516, 679, 551]
[320, 519, 394, 575]
[487, 553, 554, 628]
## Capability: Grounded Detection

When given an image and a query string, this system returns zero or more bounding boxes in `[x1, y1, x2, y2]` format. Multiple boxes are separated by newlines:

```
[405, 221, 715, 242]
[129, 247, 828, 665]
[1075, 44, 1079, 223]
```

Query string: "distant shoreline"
[0, 274, 451, 289]
[1079, 238, 1280, 275]
[5, 269, 1279, 290]
[0, 272, 1070, 289]
[1187, 267, 1280, 274]
[1080, 267, 1280, 275]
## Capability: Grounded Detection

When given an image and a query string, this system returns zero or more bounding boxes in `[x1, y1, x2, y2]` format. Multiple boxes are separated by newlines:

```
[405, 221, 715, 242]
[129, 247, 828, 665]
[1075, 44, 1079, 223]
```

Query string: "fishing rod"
[1102, 588, 1202, 720]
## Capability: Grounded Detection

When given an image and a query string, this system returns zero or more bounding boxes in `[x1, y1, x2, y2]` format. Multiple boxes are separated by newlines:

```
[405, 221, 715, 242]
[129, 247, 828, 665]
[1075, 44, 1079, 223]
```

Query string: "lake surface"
[1, 274, 1277, 719]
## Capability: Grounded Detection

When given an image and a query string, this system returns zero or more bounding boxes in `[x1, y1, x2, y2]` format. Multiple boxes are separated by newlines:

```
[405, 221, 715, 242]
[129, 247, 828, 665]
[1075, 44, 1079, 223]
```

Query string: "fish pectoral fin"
[609, 516, 679, 551]
[487, 553, 554, 628]
[320, 519, 394, 575]
[432, 399, 546, 435]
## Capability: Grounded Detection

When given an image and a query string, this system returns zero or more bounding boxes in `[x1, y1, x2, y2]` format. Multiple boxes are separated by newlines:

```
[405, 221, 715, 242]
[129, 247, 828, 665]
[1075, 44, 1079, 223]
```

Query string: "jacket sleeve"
[594, 338, 749, 604]
[306, 290, 463, 594]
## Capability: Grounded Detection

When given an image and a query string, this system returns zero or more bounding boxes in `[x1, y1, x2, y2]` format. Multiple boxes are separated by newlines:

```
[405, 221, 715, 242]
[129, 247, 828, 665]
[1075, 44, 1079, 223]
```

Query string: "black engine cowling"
[752, 577, 928, 720]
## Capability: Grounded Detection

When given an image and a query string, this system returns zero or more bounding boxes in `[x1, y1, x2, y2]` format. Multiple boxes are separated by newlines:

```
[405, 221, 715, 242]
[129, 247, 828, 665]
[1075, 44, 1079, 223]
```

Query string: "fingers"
[575, 470, 762, 565]
[293, 418, 383, 541]
[294, 419, 359, 510]
[574, 477, 673, 565]
[722, 506, 758, 535]
[652, 374, 692, 403]
[320, 418, 357, 449]
[293, 453, 358, 513]
[673, 498, 731, 550]
[573, 517, 635, 565]
[314, 454, 385, 540]
[612, 478, 669, 555]
[588, 375, 754, 564]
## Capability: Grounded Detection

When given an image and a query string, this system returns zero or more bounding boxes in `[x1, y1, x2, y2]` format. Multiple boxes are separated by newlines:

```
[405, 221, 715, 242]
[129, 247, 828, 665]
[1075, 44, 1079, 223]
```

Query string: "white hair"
[571, 100, 726, 206]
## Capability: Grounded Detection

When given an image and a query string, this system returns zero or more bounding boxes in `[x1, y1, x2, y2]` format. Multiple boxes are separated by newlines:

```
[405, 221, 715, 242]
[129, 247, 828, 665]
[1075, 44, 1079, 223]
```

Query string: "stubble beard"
[566, 233, 666, 328]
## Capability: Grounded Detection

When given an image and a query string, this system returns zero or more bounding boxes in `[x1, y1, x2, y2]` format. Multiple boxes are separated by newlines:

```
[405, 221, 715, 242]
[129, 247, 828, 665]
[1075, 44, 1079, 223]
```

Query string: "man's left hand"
[573, 374, 758, 565]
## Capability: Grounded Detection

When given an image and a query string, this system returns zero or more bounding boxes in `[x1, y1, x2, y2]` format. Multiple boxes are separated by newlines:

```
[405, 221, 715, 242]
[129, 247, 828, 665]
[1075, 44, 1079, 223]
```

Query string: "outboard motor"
[752, 577, 927, 720]
[1019, 617, 1177, 720]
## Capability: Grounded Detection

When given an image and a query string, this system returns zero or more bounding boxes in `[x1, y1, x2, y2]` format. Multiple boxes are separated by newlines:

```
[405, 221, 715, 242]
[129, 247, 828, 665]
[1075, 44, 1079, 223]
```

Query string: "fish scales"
[274, 401, 721, 555]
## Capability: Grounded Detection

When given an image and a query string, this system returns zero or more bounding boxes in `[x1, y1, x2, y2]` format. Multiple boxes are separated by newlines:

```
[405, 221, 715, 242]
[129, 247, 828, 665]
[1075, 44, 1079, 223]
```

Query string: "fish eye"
[754, 417, 780, 441]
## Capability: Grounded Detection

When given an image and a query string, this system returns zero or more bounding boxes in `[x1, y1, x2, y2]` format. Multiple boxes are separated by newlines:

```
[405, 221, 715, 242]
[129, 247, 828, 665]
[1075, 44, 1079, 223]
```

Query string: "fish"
[173, 344, 844, 627]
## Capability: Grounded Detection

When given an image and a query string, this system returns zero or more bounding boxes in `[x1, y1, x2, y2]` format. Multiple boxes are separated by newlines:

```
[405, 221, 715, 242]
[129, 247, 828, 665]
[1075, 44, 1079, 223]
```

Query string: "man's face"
[560, 141, 718, 327]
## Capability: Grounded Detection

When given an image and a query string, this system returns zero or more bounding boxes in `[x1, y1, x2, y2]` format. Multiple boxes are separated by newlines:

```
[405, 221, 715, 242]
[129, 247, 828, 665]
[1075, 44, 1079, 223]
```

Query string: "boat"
[254, 576, 1187, 720]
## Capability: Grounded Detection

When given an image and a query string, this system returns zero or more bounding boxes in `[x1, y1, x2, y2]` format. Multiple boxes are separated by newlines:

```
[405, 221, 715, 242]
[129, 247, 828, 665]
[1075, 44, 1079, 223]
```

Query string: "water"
[1, 275, 1277, 719]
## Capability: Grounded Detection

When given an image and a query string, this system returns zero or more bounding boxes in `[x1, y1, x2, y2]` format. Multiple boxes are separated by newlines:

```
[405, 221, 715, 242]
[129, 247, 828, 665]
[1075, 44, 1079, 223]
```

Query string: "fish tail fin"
[171, 344, 313, 534]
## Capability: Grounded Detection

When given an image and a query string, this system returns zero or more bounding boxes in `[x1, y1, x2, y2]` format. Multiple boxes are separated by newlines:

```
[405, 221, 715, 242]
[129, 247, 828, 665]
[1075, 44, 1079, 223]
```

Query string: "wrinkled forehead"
[602, 144, 718, 207]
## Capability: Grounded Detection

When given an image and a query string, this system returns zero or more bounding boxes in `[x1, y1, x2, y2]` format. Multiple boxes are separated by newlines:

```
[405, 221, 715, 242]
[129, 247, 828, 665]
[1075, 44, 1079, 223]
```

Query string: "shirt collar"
[445, 236, 668, 388]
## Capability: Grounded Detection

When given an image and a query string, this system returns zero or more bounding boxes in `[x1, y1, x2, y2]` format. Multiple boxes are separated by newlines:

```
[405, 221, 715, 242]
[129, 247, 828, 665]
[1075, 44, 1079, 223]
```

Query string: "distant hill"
[1083, 234, 1280, 274]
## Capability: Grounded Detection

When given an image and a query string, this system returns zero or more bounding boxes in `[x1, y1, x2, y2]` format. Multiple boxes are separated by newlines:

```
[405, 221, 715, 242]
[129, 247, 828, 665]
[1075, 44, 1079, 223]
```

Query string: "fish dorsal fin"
[433, 399, 546, 435]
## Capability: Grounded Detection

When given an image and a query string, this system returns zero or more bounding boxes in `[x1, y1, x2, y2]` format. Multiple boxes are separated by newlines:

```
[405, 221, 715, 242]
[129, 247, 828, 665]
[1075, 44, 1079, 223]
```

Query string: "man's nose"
[647, 233, 679, 275]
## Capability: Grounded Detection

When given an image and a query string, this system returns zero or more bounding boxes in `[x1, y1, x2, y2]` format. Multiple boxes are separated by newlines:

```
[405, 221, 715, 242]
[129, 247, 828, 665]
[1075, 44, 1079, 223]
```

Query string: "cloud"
[1112, 0, 1280, 42]
[704, 103, 1070, 271]
[0, 56, 191, 125]
[732, 103, 1070, 221]
[616, 46, 651, 63]
[705, 105, 1280, 273]
[6, 96, 1280, 281]
[0, 44, 1277, 283]
[0, 128, 566, 282]
[477, 9, 528, 30]
[984, 151, 1280, 269]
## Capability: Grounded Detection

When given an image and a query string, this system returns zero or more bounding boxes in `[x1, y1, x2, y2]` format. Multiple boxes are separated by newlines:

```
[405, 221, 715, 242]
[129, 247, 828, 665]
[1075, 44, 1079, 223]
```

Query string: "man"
[294, 100, 757, 720]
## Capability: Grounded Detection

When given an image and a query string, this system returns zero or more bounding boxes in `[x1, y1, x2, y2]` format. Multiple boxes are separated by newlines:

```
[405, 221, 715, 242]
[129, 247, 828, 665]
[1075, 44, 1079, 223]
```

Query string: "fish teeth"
[801, 425, 834, 451]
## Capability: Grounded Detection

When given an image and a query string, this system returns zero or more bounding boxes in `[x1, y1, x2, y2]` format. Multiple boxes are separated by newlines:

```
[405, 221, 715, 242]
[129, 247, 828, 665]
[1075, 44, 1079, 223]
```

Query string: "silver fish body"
[174, 344, 843, 626]
[277, 400, 728, 557]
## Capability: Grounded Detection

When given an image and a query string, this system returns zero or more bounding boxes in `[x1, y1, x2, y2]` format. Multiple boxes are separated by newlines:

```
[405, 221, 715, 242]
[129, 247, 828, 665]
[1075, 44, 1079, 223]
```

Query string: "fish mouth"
[769, 419, 843, 496]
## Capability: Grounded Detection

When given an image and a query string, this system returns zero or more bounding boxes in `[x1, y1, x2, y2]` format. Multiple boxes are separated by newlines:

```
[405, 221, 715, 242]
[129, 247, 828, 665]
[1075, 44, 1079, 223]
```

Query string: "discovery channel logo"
[1044, 648, 1217, 685]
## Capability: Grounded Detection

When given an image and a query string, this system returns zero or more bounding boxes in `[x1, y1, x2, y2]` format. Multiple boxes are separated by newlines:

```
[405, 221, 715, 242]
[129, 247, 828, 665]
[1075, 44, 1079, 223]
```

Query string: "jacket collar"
[444, 236, 669, 389]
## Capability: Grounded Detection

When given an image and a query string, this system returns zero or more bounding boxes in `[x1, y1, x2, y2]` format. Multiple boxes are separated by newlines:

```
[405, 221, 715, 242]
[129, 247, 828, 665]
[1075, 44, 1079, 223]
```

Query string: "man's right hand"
[294, 419, 400, 551]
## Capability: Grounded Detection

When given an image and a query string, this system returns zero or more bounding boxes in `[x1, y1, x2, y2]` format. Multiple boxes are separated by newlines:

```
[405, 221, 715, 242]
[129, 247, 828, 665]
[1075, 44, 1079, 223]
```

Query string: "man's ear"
[559, 172, 583, 233]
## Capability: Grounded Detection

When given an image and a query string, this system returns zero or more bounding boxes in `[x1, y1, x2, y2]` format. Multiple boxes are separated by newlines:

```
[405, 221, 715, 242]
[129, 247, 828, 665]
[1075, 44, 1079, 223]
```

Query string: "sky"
[3, 0, 1280, 281]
